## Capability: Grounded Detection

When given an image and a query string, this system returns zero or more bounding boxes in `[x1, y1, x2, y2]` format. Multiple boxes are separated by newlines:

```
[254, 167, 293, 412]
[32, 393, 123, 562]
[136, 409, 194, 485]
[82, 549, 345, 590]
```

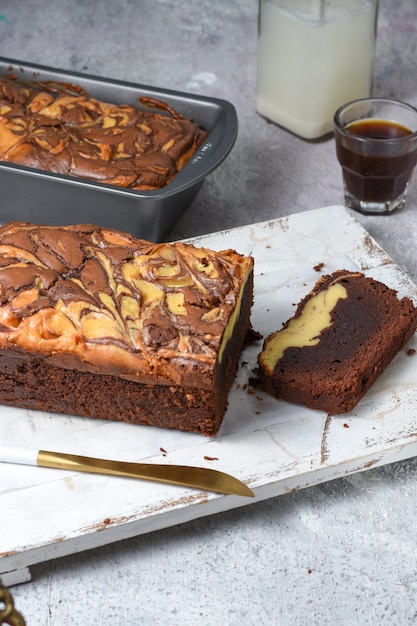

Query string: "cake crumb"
[204, 455, 219, 461]
[407, 348, 416, 356]
[160, 447, 167, 456]
[313, 262, 324, 272]
[343, 423, 350, 428]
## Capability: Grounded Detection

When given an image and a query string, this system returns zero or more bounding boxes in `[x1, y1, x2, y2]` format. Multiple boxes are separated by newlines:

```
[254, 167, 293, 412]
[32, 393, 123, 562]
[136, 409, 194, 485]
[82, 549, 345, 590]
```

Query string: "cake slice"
[0, 222, 254, 435]
[257, 270, 417, 414]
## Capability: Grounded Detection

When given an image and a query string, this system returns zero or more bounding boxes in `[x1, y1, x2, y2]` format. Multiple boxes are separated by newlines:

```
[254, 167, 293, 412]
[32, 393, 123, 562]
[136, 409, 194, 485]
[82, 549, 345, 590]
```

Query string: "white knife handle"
[0, 445, 39, 466]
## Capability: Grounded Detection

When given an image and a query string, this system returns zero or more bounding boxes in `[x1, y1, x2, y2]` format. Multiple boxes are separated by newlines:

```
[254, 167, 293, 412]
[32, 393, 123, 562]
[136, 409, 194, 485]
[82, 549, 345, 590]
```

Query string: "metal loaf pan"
[0, 57, 238, 241]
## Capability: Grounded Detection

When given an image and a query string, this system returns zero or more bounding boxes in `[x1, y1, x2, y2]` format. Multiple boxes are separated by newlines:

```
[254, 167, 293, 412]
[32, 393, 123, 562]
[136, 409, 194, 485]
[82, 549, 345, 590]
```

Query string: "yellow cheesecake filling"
[260, 281, 348, 374]
[218, 269, 251, 364]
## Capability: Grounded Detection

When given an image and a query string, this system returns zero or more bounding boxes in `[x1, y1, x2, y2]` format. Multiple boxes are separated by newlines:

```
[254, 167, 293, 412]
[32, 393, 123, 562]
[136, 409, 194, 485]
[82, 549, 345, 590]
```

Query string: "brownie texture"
[0, 77, 208, 190]
[258, 270, 417, 414]
[0, 222, 254, 435]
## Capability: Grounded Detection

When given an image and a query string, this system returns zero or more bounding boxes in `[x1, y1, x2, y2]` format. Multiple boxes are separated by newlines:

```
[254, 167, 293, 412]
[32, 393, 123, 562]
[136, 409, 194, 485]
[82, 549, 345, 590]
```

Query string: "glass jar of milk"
[256, 0, 379, 139]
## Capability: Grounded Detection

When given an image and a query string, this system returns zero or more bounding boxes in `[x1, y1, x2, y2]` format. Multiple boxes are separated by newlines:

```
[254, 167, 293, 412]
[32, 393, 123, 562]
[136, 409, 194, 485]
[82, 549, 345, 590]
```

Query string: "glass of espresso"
[334, 98, 417, 214]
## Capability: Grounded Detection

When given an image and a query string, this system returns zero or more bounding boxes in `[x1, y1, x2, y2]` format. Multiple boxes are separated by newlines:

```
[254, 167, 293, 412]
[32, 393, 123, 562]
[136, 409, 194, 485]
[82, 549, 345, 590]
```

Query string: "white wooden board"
[2, 205, 417, 586]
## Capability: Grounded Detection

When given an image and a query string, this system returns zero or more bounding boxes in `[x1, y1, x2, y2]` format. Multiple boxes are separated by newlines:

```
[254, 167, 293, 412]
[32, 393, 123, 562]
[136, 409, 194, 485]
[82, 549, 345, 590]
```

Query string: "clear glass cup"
[334, 97, 417, 214]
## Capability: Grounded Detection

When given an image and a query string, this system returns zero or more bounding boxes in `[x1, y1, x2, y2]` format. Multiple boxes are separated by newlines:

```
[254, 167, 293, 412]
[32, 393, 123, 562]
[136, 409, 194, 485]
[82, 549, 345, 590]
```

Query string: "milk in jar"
[256, 0, 379, 139]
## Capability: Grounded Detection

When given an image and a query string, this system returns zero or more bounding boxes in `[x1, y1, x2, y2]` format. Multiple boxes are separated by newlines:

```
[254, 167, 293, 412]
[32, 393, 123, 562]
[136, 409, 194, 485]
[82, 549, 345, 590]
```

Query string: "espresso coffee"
[336, 118, 417, 204]
[334, 98, 417, 214]
[347, 118, 411, 139]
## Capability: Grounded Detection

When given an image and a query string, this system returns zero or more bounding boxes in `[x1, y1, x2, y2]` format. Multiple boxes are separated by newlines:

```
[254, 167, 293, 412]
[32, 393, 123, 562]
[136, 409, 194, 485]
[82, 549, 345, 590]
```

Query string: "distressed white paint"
[1, 205, 417, 584]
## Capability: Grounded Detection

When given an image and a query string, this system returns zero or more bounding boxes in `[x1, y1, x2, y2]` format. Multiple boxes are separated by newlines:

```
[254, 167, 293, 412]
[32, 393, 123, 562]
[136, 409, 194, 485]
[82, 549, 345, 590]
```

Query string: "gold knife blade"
[37, 449, 254, 497]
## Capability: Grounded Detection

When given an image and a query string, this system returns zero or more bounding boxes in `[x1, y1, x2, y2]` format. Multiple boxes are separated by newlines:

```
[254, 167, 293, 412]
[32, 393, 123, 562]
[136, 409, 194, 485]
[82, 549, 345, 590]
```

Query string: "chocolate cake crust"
[258, 270, 417, 414]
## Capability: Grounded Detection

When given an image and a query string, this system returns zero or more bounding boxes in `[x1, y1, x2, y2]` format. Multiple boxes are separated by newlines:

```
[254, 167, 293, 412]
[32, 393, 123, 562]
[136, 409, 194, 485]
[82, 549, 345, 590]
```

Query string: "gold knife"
[0, 445, 254, 497]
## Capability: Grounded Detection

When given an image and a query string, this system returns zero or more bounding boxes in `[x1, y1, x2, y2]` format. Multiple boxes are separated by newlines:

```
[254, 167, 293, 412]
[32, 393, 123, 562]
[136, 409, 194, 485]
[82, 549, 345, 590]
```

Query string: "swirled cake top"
[0, 222, 253, 386]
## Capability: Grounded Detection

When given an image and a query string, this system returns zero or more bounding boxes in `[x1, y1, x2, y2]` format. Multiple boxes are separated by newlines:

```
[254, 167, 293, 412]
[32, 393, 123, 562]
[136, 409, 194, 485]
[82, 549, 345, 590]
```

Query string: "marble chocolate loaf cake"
[0, 77, 208, 190]
[258, 270, 417, 414]
[0, 222, 254, 435]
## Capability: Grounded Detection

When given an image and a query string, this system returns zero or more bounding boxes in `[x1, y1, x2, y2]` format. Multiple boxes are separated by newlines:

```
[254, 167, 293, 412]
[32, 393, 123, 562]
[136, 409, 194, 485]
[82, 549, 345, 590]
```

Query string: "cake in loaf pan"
[0, 77, 208, 191]
[0, 222, 254, 435]
[257, 270, 417, 414]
